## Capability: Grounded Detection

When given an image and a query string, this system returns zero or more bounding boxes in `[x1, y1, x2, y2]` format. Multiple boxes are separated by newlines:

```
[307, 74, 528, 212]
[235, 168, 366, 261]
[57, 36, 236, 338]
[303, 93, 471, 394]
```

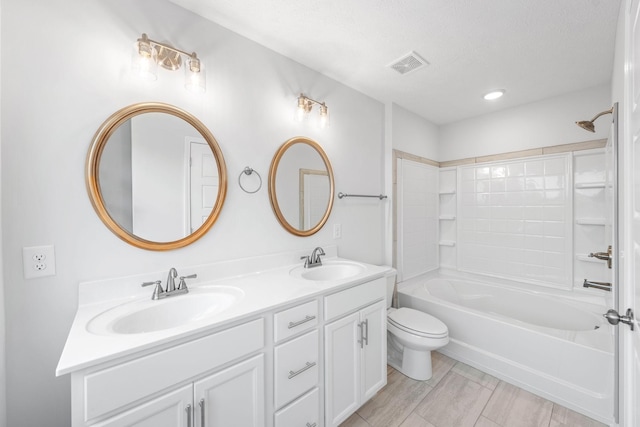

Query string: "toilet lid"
[388, 307, 448, 338]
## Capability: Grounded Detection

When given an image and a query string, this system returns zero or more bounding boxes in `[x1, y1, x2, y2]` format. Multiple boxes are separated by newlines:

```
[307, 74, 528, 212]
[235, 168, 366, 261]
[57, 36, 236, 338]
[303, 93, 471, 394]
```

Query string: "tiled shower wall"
[457, 154, 573, 288]
[397, 146, 611, 292]
[434, 148, 611, 291]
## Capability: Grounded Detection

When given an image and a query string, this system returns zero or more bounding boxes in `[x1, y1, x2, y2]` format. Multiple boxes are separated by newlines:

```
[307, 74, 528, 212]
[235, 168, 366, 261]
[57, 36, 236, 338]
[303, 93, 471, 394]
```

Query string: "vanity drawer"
[81, 318, 264, 423]
[274, 387, 320, 427]
[324, 277, 385, 321]
[274, 329, 319, 408]
[274, 299, 318, 343]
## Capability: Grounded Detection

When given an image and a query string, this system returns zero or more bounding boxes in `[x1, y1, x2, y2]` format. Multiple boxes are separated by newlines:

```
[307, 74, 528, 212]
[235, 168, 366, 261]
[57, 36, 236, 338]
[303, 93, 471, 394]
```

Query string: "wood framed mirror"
[86, 102, 227, 250]
[268, 136, 334, 236]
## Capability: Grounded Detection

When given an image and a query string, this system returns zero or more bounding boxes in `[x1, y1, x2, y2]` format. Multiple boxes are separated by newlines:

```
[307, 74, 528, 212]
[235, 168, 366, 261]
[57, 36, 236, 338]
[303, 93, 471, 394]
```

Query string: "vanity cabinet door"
[360, 300, 387, 402]
[93, 385, 192, 427]
[324, 312, 360, 427]
[194, 354, 265, 427]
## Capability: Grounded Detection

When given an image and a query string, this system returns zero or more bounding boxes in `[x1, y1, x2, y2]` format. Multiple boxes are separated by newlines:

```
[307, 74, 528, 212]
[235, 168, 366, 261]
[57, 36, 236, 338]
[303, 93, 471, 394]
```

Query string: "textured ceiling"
[169, 0, 621, 124]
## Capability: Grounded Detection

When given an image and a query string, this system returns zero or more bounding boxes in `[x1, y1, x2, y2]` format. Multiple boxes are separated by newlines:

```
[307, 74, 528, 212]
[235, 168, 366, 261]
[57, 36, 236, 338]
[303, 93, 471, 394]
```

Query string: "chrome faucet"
[141, 268, 197, 300]
[166, 268, 178, 292]
[301, 247, 325, 268]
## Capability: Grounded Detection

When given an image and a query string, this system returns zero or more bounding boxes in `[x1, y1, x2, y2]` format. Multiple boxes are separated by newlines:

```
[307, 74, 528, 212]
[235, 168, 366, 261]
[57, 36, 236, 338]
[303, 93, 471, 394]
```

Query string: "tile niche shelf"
[573, 150, 611, 292]
[439, 168, 457, 269]
[575, 218, 607, 226]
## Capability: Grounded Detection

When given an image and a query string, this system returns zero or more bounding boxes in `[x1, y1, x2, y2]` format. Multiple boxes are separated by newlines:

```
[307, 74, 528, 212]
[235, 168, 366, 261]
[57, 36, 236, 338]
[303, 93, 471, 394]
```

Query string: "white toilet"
[386, 274, 449, 381]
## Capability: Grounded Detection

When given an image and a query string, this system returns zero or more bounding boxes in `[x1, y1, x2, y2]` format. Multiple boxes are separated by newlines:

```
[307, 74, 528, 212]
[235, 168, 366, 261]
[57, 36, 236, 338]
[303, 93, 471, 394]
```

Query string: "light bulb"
[295, 95, 311, 122]
[319, 104, 329, 129]
[185, 55, 206, 93]
[132, 34, 158, 81]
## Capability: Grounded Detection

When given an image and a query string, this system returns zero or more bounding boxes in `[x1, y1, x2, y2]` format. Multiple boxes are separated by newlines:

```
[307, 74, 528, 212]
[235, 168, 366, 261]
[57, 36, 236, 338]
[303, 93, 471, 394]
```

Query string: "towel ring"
[238, 167, 262, 194]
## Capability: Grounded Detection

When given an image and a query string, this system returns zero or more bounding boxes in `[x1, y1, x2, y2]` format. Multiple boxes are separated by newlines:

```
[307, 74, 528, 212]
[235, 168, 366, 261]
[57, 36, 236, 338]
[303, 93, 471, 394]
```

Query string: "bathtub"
[397, 273, 614, 425]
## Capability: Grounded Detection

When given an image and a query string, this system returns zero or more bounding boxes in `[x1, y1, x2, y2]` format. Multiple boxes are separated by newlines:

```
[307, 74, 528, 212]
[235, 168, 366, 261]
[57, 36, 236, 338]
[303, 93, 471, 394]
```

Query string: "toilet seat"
[388, 307, 448, 339]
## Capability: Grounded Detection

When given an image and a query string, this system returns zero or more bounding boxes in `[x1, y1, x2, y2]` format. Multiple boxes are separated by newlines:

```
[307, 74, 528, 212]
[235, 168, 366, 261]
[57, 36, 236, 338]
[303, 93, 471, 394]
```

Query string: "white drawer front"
[83, 318, 264, 423]
[324, 278, 386, 321]
[274, 300, 318, 343]
[274, 330, 319, 409]
[274, 387, 320, 427]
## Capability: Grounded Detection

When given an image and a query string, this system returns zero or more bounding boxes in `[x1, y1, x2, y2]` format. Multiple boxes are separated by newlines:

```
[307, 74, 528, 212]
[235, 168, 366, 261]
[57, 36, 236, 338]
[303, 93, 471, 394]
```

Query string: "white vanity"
[57, 248, 393, 427]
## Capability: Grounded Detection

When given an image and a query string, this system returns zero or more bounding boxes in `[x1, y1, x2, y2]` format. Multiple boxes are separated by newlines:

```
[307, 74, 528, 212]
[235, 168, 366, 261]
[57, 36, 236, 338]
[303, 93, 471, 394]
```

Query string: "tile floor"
[340, 352, 607, 427]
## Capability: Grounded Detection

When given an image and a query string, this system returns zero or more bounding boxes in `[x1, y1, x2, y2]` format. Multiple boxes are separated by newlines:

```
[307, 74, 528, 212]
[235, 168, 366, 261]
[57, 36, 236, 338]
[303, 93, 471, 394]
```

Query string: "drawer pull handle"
[358, 321, 364, 348]
[288, 361, 316, 379]
[288, 315, 316, 329]
[306, 423, 317, 427]
[363, 319, 369, 346]
[186, 404, 192, 427]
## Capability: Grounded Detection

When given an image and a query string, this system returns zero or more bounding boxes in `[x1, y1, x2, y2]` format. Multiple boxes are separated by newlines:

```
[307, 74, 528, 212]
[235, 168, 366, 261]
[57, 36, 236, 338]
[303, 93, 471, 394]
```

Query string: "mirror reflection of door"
[299, 169, 329, 230]
[189, 140, 219, 234]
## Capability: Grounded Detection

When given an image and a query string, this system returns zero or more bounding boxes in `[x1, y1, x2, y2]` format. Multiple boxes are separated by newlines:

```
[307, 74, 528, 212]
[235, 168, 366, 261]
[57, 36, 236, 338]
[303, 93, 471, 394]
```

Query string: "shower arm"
[588, 107, 614, 123]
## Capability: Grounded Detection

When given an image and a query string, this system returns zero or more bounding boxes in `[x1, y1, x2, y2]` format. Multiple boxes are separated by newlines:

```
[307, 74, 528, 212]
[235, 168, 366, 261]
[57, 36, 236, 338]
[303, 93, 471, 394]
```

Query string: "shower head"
[575, 107, 614, 133]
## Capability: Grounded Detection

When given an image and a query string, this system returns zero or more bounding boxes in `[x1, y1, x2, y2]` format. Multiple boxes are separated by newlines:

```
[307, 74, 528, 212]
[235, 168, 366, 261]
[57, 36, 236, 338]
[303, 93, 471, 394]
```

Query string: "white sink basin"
[87, 286, 244, 335]
[290, 260, 366, 281]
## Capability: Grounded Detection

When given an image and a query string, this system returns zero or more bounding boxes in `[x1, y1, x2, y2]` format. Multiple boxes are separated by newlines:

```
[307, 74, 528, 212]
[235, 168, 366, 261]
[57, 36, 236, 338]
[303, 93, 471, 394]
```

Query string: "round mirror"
[268, 136, 334, 236]
[86, 102, 227, 250]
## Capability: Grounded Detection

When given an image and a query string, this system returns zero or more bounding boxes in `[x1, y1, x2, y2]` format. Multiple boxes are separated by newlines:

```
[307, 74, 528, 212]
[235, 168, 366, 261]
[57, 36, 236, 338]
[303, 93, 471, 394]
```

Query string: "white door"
[194, 354, 264, 427]
[325, 312, 360, 427]
[622, 1, 640, 425]
[189, 140, 219, 234]
[93, 385, 192, 427]
[360, 300, 387, 402]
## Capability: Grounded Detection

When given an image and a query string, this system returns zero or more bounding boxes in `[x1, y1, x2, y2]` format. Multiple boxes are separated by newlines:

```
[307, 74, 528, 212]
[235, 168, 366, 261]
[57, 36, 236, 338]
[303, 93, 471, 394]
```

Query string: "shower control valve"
[589, 245, 612, 269]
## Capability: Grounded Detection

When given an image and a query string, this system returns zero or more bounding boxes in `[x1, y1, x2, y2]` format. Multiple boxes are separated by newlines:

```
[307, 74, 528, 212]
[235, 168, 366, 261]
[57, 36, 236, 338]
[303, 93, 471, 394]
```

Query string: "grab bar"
[338, 192, 387, 200]
[583, 279, 612, 292]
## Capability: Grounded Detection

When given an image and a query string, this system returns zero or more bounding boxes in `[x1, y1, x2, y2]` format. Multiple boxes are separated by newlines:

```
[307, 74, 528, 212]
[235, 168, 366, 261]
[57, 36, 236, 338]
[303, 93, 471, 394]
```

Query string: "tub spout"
[583, 279, 612, 292]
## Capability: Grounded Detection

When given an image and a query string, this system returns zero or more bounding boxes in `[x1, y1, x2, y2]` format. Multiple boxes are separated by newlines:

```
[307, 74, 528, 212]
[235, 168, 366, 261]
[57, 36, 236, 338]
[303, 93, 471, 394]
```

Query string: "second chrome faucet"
[301, 247, 325, 268]
[142, 268, 197, 300]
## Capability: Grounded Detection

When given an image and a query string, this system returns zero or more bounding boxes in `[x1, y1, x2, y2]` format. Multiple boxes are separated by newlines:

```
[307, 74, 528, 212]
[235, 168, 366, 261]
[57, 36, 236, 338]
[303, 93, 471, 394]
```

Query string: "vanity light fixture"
[483, 89, 505, 100]
[296, 94, 330, 129]
[132, 33, 206, 93]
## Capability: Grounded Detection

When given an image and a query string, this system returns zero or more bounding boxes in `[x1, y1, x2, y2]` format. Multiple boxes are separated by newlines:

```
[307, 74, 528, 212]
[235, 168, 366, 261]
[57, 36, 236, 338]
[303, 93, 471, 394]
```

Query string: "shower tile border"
[437, 138, 606, 168]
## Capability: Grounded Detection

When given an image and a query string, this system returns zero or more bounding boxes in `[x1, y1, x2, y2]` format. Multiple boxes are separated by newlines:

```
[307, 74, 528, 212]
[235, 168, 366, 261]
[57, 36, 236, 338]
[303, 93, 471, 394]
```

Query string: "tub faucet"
[301, 247, 325, 268]
[583, 279, 612, 292]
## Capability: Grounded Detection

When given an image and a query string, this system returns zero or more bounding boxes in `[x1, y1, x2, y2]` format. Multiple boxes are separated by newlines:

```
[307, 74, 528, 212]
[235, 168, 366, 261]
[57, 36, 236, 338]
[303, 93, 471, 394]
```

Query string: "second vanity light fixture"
[132, 33, 206, 93]
[296, 94, 330, 129]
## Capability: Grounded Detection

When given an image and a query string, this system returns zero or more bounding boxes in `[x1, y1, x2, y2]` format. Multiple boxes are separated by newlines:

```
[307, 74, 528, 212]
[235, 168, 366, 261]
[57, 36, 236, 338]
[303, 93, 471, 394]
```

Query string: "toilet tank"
[385, 269, 397, 309]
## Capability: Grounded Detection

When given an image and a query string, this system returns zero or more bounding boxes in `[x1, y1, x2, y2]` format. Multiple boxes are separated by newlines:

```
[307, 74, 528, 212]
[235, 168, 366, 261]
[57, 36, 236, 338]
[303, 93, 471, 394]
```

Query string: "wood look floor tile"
[340, 412, 371, 427]
[357, 368, 433, 427]
[482, 381, 553, 427]
[549, 404, 607, 427]
[425, 351, 457, 387]
[452, 362, 499, 390]
[398, 413, 437, 427]
[414, 371, 493, 427]
[474, 416, 502, 427]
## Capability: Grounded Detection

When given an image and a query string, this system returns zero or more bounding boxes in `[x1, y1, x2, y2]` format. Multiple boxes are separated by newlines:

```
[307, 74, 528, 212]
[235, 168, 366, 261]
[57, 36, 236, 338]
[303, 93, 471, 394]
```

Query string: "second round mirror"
[268, 137, 335, 236]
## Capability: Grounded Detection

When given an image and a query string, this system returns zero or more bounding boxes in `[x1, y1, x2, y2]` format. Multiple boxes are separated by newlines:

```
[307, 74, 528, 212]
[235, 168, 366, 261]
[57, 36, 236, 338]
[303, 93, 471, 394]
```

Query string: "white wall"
[0, 1, 385, 426]
[439, 85, 612, 161]
[391, 103, 439, 159]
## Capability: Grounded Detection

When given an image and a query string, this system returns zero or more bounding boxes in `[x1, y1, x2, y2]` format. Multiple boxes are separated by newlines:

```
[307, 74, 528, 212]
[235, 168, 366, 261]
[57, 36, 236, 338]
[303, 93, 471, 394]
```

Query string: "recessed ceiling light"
[483, 89, 505, 100]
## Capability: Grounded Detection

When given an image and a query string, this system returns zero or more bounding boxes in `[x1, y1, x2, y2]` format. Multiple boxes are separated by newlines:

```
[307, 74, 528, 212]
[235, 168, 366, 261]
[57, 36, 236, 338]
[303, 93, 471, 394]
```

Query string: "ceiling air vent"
[388, 51, 429, 75]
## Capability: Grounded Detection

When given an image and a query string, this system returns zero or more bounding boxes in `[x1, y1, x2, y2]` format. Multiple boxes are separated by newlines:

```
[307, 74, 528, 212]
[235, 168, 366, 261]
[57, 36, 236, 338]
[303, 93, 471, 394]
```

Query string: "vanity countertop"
[56, 252, 393, 376]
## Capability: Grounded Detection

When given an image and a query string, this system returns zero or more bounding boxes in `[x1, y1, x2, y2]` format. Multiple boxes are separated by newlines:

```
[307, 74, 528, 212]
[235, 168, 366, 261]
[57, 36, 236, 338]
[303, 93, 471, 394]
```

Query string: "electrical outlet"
[333, 224, 342, 239]
[23, 245, 56, 279]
